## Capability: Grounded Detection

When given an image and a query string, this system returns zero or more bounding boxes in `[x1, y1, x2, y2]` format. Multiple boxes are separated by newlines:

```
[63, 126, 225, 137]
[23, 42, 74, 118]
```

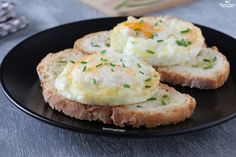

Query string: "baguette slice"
[74, 31, 230, 89]
[37, 49, 196, 128]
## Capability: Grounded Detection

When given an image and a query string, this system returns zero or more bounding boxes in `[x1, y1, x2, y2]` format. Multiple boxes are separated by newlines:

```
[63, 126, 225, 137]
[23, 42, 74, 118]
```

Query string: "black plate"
[1, 17, 236, 137]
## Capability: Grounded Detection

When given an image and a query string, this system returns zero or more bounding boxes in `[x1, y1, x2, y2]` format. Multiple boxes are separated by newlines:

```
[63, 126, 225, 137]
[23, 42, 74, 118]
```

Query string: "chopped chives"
[181, 28, 190, 34]
[57, 60, 67, 63]
[145, 78, 151, 82]
[110, 63, 116, 67]
[122, 63, 126, 67]
[100, 50, 106, 54]
[123, 83, 130, 88]
[80, 61, 87, 64]
[70, 61, 75, 64]
[137, 63, 141, 68]
[145, 85, 151, 88]
[160, 99, 166, 105]
[176, 39, 192, 47]
[101, 58, 108, 62]
[96, 63, 102, 68]
[82, 66, 87, 72]
[157, 40, 163, 42]
[91, 42, 100, 47]
[213, 56, 217, 61]
[146, 50, 155, 54]
[93, 78, 96, 84]
[139, 71, 144, 75]
[162, 95, 168, 98]
[147, 97, 157, 101]
[203, 58, 210, 62]
[203, 65, 213, 70]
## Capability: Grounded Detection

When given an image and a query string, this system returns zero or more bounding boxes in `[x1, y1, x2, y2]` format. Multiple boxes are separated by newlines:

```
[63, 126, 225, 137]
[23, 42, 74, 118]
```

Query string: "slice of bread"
[74, 31, 230, 89]
[37, 49, 196, 128]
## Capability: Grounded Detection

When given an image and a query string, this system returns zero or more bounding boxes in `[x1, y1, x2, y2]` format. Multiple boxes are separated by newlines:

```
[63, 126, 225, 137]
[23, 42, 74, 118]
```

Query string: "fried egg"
[110, 16, 205, 66]
[54, 52, 160, 106]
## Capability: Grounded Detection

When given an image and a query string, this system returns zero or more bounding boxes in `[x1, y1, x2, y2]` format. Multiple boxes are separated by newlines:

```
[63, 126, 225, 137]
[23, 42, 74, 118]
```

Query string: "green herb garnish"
[203, 65, 213, 70]
[111, 68, 114, 72]
[91, 42, 100, 47]
[57, 60, 68, 64]
[176, 39, 192, 47]
[139, 71, 144, 75]
[100, 50, 106, 54]
[137, 105, 142, 108]
[137, 63, 141, 68]
[80, 61, 87, 64]
[101, 58, 108, 62]
[160, 99, 167, 105]
[213, 56, 217, 61]
[120, 58, 123, 62]
[122, 63, 126, 68]
[96, 63, 103, 68]
[145, 85, 151, 88]
[147, 97, 157, 101]
[145, 78, 151, 82]
[105, 37, 110, 47]
[82, 66, 87, 72]
[146, 50, 155, 54]
[70, 61, 75, 64]
[181, 28, 190, 34]
[123, 83, 130, 88]
[203, 58, 210, 62]
[110, 63, 116, 67]
[138, 20, 144, 24]
[157, 40, 163, 43]
[93, 78, 96, 84]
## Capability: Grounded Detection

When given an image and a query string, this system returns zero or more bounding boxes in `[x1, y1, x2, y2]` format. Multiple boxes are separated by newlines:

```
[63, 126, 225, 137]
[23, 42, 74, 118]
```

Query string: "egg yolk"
[123, 21, 156, 38]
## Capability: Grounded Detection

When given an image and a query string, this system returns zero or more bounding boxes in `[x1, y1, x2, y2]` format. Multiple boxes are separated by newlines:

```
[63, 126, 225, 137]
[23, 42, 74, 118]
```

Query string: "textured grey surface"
[0, 0, 236, 156]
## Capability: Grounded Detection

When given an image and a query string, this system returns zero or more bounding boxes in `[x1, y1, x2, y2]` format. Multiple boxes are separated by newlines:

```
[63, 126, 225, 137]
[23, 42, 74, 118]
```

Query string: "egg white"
[110, 16, 205, 66]
[54, 53, 160, 106]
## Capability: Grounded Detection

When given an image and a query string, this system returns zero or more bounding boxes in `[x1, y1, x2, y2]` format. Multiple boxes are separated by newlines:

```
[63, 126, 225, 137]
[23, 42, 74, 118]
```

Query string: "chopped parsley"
[91, 42, 100, 47]
[146, 50, 155, 55]
[147, 97, 157, 101]
[176, 39, 192, 47]
[80, 61, 87, 64]
[82, 66, 87, 72]
[137, 63, 142, 68]
[123, 83, 130, 88]
[100, 50, 106, 54]
[181, 28, 190, 34]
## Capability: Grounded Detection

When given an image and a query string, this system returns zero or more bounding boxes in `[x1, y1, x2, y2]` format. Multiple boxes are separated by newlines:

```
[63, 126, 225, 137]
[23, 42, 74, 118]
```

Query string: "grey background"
[0, 0, 236, 156]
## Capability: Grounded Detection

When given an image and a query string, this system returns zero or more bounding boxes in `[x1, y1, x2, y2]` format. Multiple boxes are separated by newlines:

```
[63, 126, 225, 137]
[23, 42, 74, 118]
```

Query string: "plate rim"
[1, 17, 236, 138]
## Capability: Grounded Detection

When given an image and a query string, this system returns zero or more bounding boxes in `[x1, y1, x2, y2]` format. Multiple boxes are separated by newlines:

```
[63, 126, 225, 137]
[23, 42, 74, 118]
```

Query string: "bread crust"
[155, 48, 230, 89]
[74, 31, 110, 54]
[37, 49, 196, 128]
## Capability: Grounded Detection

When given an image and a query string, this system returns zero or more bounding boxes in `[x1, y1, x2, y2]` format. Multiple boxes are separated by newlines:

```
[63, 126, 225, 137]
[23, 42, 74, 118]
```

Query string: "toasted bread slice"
[37, 49, 196, 128]
[74, 31, 230, 89]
